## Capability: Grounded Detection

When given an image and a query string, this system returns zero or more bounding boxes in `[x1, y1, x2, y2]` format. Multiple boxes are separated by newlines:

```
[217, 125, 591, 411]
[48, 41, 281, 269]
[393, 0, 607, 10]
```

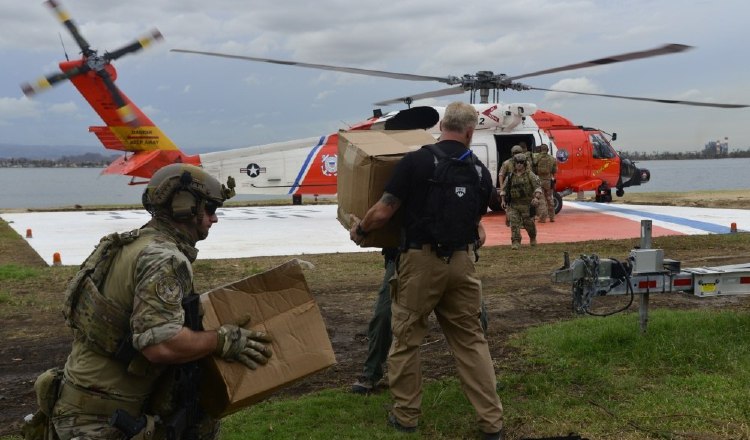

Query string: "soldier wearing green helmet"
[25, 164, 273, 439]
[499, 153, 542, 250]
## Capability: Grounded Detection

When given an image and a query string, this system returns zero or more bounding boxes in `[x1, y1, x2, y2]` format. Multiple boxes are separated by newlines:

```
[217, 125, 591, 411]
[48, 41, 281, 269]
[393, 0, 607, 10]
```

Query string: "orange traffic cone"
[26, 228, 32, 238]
[52, 252, 62, 266]
[730, 222, 737, 233]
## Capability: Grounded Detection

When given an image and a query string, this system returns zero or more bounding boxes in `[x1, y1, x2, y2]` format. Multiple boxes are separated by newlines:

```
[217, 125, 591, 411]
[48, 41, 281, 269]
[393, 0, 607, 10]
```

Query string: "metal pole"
[639, 220, 652, 334]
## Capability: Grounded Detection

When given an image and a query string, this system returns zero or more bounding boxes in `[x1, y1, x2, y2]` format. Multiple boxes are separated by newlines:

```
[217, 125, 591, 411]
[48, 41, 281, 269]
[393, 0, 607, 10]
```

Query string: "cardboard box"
[199, 259, 336, 418]
[337, 129, 436, 248]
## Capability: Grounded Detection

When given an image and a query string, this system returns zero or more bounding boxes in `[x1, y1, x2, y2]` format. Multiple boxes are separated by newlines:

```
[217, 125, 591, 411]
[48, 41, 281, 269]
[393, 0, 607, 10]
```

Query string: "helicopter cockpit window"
[590, 133, 617, 159]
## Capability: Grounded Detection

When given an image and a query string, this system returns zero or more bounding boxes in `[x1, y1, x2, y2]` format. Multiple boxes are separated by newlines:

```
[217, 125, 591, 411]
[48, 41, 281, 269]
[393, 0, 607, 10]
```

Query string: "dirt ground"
[2, 193, 750, 436]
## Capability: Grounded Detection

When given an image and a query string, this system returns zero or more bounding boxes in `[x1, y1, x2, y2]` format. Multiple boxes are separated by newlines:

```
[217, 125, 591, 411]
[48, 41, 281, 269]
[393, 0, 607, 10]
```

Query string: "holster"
[22, 367, 64, 440]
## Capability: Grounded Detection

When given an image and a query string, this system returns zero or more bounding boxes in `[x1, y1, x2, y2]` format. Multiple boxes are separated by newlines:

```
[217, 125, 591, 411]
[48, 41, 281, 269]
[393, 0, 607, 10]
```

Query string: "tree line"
[0, 152, 119, 168]
[620, 148, 750, 161]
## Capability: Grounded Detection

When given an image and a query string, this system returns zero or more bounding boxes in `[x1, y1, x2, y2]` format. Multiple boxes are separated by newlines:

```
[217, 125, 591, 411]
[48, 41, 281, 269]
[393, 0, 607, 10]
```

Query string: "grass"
[2, 194, 750, 439]
[1, 297, 749, 439]
[207, 310, 750, 439]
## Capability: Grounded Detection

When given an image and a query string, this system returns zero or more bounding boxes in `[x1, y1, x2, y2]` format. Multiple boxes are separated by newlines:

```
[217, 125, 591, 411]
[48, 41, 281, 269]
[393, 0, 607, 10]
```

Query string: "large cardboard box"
[337, 129, 436, 248]
[199, 259, 336, 418]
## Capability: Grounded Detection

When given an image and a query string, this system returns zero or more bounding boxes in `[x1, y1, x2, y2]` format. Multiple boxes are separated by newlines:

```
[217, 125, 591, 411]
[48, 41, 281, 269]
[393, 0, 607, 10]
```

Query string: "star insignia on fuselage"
[241, 163, 265, 178]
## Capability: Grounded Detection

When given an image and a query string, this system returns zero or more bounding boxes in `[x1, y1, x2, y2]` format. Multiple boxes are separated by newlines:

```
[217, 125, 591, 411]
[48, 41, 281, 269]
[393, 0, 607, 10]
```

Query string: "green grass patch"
[503, 309, 750, 438]
[217, 309, 750, 439]
[0, 264, 40, 281]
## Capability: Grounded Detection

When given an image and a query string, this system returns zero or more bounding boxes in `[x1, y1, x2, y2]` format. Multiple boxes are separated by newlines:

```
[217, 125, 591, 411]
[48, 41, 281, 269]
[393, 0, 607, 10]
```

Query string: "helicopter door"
[492, 133, 535, 167]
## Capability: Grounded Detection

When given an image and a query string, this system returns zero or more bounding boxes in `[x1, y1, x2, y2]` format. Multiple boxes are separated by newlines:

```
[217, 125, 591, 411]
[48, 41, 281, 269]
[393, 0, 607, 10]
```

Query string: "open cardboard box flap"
[199, 259, 336, 418]
[336, 129, 436, 248]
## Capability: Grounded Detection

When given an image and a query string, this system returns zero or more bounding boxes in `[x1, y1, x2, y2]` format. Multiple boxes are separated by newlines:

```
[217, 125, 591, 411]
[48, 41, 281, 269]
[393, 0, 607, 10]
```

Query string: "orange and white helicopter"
[22, 1, 748, 213]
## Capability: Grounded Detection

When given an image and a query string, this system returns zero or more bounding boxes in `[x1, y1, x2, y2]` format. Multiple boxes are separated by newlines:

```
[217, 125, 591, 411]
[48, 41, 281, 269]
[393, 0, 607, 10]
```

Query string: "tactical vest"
[509, 172, 536, 202]
[62, 229, 141, 364]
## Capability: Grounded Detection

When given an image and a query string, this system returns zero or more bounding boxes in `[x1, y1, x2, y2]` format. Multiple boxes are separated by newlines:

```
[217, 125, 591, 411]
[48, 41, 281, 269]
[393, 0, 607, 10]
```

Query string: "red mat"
[481, 206, 683, 247]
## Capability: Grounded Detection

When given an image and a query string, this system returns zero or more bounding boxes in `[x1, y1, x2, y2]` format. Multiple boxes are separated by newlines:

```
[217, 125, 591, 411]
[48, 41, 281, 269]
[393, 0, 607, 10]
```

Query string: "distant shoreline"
[2, 189, 747, 215]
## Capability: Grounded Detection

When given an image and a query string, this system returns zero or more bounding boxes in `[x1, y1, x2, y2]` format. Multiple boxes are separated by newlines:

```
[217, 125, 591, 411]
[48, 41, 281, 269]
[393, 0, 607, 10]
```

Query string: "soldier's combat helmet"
[513, 153, 527, 164]
[510, 145, 523, 155]
[142, 163, 235, 221]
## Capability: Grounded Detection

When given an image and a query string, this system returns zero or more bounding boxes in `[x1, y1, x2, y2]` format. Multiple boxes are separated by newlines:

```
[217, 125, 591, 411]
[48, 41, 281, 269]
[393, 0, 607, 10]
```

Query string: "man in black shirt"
[350, 102, 503, 440]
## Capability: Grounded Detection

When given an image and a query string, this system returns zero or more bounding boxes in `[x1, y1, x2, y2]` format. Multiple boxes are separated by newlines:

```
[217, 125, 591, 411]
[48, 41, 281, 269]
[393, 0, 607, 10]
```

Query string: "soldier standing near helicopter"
[533, 143, 558, 223]
[497, 145, 525, 227]
[500, 154, 542, 250]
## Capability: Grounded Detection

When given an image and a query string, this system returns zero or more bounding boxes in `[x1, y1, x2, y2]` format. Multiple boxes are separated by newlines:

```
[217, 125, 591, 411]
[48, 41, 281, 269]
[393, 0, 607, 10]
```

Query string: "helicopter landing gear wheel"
[595, 184, 612, 203]
[553, 191, 563, 214]
[616, 188, 625, 197]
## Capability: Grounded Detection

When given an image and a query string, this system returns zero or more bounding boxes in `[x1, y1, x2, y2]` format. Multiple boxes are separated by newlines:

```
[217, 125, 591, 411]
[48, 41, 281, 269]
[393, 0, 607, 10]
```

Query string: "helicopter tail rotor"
[21, 1, 163, 125]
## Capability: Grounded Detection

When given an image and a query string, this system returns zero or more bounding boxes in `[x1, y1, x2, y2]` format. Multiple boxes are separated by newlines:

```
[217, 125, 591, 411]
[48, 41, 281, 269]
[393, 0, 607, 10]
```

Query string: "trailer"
[551, 220, 750, 331]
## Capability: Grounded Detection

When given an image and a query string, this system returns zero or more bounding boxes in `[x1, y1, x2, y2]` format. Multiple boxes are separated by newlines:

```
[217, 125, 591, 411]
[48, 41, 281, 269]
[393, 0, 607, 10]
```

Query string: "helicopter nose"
[619, 158, 650, 187]
[638, 168, 651, 183]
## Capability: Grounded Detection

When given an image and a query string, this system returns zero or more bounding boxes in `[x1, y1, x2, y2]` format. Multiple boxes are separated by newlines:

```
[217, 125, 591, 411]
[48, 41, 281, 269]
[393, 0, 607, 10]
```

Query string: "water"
[1, 158, 749, 209]
[626, 158, 750, 193]
[0, 168, 280, 209]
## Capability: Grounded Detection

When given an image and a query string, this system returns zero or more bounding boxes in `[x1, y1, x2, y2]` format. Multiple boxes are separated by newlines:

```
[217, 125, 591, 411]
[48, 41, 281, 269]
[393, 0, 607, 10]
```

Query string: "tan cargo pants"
[387, 245, 503, 433]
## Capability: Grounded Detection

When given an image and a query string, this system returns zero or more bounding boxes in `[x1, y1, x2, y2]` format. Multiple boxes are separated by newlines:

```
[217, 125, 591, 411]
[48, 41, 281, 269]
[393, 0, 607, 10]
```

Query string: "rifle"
[502, 172, 513, 206]
[164, 294, 203, 440]
[109, 409, 147, 439]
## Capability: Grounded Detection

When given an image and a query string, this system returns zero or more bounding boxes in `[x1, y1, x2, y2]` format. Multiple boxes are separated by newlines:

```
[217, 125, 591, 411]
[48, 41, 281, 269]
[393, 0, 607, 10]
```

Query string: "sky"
[1, 0, 748, 154]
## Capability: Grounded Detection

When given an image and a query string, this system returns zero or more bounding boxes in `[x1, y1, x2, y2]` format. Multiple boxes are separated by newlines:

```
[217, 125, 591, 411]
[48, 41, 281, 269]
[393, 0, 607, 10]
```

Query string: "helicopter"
[21, 0, 748, 214]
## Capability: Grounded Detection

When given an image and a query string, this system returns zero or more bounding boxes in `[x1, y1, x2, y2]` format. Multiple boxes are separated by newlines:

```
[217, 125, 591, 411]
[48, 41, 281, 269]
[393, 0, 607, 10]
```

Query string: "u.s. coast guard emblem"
[321, 154, 337, 176]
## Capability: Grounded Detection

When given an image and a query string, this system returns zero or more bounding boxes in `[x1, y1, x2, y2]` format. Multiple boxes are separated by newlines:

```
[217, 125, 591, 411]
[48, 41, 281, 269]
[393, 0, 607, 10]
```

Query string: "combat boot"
[530, 237, 537, 246]
[511, 242, 520, 250]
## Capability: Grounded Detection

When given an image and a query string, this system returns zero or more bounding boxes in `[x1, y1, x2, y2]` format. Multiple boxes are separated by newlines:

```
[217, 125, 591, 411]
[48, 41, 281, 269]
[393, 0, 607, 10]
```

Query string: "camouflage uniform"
[533, 148, 557, 222]
[51, 218, 219, 440]
[498, 145, 525, 227]
[505, 160, 541, 249]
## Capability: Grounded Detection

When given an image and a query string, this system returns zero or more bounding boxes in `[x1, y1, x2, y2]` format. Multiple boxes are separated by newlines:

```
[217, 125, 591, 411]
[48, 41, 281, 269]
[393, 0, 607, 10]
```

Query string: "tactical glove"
[215, 324, 273, 370]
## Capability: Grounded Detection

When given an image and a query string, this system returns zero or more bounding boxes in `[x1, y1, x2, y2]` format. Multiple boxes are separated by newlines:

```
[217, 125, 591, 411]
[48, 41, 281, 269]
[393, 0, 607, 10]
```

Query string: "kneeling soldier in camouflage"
[23, 164, 273, 440]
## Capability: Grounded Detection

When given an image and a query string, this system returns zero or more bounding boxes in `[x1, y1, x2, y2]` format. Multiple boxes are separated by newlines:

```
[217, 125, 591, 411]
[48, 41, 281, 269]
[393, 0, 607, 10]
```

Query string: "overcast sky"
[1, 0, 748, 154]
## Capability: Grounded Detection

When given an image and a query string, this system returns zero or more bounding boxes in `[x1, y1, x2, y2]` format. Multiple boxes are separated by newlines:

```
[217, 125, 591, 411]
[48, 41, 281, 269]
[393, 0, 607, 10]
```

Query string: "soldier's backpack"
[536, 154, 554, 177]
[419, 144, 484, 259]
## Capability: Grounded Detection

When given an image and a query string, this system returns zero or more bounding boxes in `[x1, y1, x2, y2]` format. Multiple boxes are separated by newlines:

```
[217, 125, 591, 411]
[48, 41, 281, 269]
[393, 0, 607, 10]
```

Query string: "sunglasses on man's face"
[205, 200, 220, 215]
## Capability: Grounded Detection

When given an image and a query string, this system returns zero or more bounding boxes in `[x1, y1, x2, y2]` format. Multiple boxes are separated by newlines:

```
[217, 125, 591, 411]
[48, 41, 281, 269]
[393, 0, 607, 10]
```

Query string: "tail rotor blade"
[105, 29, 164, 61]
[96, 69, 138, 125]
[21, 65, 89, 96]
[45, 0, 92, 55]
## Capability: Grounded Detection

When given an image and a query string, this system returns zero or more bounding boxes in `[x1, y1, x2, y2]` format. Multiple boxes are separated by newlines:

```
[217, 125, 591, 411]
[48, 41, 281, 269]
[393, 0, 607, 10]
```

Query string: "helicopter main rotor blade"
[45, 0, 92, 55]
[531, 87, 748, 109]
[171, 49, 456, 83]
[375, 85, 466, 106]
[105, 29, 164, 61]
[509, 44, 692, 81]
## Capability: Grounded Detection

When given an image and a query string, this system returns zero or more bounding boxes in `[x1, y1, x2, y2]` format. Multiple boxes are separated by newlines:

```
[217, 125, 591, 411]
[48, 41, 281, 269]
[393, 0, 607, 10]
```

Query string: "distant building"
[704, 137, 729, 157]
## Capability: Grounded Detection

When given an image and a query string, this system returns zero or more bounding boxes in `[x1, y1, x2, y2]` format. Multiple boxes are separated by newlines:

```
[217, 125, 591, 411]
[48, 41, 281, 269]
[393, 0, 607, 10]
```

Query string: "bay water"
[1, 158, 749, 210]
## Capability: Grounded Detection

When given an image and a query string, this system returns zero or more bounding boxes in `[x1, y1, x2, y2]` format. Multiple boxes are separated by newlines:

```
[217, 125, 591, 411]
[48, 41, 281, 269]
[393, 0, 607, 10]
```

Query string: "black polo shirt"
[384, 140, 493, 245]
